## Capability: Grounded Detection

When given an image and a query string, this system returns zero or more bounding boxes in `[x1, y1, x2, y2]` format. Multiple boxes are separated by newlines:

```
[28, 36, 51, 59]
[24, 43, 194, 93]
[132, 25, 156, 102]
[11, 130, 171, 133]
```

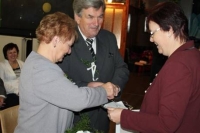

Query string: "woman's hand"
[101, 82, 119, 99]
[107, 107, 123, 124]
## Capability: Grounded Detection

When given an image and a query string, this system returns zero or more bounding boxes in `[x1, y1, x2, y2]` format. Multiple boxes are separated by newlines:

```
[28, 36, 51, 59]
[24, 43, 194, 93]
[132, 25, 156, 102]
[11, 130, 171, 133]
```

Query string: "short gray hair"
[73, 0, 106, 16]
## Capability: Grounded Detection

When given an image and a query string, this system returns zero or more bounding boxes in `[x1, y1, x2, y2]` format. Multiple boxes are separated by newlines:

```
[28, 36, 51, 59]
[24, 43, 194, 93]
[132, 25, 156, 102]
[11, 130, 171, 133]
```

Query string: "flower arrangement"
[65, 114, 104, 133]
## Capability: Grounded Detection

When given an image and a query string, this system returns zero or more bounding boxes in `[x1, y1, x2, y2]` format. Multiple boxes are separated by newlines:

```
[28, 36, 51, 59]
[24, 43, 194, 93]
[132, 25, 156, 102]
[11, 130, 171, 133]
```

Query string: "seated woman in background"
[0, 43, 24, 109]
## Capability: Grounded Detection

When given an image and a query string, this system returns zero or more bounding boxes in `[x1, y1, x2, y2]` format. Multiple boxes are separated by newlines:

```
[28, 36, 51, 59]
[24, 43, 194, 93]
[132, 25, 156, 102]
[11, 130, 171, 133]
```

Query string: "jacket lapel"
[95, 35, 107, 73]
[74, 29, 108, 77]
[74, 30, 94, 62]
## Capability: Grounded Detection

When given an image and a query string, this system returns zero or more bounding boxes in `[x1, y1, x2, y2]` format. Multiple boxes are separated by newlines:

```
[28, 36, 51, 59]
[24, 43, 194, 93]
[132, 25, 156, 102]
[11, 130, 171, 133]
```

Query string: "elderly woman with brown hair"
[14, 12, 119, 133]
[107, 2, 200, 133]
[0, 43, 24, 109]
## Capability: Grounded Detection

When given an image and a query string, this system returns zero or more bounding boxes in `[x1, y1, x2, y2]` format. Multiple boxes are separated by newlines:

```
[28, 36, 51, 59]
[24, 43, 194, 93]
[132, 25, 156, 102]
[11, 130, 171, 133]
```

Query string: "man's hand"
[101, 82, 119, 99]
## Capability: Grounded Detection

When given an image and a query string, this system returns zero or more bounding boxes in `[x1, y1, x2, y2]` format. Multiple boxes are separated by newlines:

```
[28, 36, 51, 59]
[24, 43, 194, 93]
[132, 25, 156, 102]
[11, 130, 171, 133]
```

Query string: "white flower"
[76, 131, 91, 133]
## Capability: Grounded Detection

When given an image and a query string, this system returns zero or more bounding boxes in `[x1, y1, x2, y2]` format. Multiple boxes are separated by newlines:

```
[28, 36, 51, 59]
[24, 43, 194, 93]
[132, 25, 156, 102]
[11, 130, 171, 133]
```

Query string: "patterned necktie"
[86, 38, 96, 61]
[86, 38, 98, 81]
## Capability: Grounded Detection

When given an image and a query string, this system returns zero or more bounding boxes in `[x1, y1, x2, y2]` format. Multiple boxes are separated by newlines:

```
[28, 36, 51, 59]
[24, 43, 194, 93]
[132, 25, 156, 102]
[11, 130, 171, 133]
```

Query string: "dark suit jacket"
[58, 28, 129, 91]
[0, 78, 6, 97]
[58, 28, 129, 132]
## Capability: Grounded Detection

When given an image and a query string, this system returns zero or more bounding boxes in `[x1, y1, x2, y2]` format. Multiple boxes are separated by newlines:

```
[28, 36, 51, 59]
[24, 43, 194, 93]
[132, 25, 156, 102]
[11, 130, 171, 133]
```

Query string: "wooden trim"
[103, 0, 130, 58]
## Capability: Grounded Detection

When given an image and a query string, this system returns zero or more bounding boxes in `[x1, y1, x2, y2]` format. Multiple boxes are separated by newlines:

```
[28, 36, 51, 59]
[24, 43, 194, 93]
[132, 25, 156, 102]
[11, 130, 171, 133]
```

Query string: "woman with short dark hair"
[0, 43, 24, 109]
[108, 2, 200, 133]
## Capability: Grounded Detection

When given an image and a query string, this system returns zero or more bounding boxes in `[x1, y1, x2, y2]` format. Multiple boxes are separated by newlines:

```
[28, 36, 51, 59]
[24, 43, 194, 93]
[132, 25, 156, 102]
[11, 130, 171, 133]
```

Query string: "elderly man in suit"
[58, 0, 130, 132]
[0, 78, 6, 109]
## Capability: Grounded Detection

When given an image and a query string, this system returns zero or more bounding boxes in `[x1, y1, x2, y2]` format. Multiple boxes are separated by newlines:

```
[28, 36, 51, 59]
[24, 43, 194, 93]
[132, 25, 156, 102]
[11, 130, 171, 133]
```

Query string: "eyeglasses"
[150, 28, 160, 38]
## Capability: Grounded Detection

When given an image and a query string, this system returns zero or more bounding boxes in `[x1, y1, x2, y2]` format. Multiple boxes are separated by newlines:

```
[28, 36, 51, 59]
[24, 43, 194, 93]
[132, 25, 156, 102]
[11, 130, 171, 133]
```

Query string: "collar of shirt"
[78, 26, 97, 54]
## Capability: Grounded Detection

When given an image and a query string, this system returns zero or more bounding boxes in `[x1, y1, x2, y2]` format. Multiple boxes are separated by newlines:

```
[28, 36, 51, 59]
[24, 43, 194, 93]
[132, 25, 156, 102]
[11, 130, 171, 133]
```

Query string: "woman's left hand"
[107, 107, 123, 124]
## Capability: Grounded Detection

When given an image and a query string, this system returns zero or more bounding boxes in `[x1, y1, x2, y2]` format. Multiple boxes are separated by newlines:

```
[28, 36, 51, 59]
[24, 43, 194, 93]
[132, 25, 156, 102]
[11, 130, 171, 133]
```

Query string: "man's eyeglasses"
[150, 28, 160, 38]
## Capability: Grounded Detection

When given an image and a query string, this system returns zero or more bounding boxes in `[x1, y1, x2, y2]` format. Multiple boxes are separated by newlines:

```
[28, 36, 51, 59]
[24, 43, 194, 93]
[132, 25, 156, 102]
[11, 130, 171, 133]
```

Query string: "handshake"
[88, 82, 120, 100]
[101, 82, 120, 99]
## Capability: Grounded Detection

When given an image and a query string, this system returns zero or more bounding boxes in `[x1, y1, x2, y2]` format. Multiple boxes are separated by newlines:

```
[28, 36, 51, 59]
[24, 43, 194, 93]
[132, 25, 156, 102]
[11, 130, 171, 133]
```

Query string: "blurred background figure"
[0, 43, 24, 109]
[150, 44, 167, 82]
[190, 36, 200, 51]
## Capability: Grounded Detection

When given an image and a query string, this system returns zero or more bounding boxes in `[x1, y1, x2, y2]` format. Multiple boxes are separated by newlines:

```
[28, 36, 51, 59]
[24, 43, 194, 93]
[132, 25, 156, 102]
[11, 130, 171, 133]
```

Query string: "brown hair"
[147, 2, 189, 42]
[36, 12, 78, 44]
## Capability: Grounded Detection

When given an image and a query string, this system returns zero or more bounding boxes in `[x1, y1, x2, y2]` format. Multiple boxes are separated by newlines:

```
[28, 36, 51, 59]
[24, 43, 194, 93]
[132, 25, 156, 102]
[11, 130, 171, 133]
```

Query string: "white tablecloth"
[116, 124, 139, 133]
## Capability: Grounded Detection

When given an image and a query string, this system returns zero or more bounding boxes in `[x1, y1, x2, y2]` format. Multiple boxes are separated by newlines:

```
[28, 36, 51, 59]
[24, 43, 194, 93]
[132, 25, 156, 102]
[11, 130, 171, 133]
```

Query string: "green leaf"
[65, 114, 104, 133]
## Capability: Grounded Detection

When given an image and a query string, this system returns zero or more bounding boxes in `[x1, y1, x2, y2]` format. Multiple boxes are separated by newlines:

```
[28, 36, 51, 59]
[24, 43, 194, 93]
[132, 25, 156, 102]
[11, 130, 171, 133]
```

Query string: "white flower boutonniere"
[80, 59, 98, 81]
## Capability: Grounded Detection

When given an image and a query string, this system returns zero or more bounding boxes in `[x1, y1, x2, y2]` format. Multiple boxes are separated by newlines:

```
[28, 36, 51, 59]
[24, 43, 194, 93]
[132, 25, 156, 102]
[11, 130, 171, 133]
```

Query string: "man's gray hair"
[73, 0, 106, 17]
